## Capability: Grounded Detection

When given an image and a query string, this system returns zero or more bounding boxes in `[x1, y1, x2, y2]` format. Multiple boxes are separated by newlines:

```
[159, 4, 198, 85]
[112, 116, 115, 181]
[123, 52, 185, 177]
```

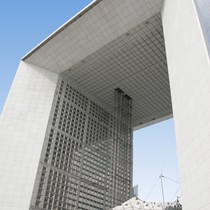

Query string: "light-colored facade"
[0, 0, 210, 210]
[162, 1, 210, 210]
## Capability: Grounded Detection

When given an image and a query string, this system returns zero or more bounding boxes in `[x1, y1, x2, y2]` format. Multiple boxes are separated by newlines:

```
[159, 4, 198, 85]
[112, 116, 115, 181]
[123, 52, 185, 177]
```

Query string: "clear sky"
[133, 119, 180, 202]
[0, 0, 180, 203]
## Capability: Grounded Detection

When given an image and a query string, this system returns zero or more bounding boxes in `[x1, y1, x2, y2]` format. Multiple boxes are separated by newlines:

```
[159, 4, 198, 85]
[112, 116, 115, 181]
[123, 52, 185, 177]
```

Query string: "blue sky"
[133, 119, 180, 202]
[0, 0, 179, 203]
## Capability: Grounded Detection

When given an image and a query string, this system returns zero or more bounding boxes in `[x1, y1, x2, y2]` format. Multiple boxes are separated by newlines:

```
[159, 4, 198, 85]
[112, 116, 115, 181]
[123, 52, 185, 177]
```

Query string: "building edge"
[0, 61, 59, 209]
[162, 0, 210, 209]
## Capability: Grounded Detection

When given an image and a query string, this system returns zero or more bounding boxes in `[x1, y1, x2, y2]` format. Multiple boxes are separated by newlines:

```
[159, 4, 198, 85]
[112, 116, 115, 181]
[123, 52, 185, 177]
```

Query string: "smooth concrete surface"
[0, 62, 59, 209]
[162, 0, 210, 209]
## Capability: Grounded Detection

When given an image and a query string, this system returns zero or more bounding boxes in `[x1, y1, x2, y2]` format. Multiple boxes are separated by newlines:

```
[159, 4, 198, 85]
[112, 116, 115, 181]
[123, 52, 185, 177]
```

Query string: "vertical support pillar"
[162, 0, 210, 209]
[0, 61, 59, 210]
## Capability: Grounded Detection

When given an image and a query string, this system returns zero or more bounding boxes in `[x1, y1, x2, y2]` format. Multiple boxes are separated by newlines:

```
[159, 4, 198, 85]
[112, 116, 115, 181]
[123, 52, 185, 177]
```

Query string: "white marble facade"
[1, 0, 210, 209]
[0, 62, 59, 209]
[162, 0, 210, 209]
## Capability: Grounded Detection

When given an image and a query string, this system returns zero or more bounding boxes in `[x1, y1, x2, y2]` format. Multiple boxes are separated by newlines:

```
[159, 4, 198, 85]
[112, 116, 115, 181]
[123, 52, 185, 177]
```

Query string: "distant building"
[133, 185, 139, 197]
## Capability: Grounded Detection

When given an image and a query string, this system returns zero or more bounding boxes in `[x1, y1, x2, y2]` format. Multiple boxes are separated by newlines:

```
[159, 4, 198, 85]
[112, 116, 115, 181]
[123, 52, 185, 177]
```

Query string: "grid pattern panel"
[62, 12, 172, 127]
[43, 170, 79, 210]
[89, 101, 109, 125]
[86, 117, 109, 145]
[30, 78, 132, 210]
[24, 0, 163, 74]
[58, 101, 86, 141]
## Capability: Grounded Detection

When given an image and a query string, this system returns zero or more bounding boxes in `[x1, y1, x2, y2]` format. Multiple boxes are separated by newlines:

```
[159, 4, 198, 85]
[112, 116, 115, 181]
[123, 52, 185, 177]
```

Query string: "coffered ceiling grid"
[23, 0, 163, 75]
[61, 12, 172, 127]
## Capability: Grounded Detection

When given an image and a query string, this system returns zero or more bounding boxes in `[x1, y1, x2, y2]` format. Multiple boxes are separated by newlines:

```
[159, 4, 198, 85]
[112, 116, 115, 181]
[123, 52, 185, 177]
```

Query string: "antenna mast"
[160, 173, 165, 210]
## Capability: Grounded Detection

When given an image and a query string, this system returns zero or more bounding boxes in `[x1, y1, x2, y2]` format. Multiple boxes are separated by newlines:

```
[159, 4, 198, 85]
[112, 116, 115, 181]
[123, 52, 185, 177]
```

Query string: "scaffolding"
[111, 88, 133, 207]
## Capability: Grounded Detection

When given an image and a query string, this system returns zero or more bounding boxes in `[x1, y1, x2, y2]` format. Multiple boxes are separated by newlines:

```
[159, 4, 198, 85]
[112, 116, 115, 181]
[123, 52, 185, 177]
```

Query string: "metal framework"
[111, 88, 133, 207]
[30, 78, 133, 210]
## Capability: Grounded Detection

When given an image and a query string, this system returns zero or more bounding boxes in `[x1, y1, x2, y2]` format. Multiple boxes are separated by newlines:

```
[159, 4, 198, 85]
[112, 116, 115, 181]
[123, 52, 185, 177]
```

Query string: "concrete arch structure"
[0, 0, 210, 209]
